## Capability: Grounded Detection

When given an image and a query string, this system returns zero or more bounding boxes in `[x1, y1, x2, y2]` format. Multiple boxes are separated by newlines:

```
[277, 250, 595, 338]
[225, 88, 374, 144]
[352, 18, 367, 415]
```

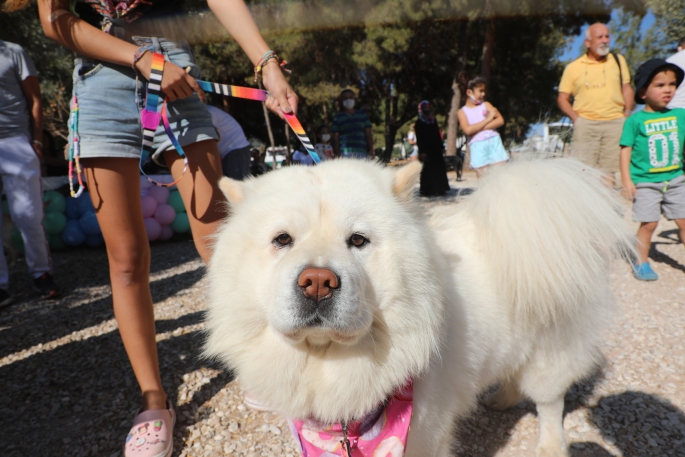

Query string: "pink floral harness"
[289, 382, 413, 457]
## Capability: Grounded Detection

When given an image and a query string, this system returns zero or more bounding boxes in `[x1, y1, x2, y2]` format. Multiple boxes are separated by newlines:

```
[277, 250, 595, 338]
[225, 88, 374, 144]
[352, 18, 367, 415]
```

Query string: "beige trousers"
[570, 116, 625, 173]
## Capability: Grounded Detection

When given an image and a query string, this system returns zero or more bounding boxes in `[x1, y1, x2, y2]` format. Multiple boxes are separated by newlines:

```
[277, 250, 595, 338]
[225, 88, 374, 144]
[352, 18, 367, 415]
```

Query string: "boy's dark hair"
[317, 125, 329, 134]
[339, 88, 355, 98]
[467, 76, 487, 91]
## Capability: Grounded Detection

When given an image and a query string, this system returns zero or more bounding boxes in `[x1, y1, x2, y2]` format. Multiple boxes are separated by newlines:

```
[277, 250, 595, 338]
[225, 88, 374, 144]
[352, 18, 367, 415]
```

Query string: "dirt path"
[1, 171, 683, 457]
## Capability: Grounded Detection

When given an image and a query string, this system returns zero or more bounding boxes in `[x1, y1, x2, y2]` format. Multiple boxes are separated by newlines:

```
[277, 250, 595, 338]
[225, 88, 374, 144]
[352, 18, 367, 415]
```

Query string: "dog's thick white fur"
[204, 158, 633, 457]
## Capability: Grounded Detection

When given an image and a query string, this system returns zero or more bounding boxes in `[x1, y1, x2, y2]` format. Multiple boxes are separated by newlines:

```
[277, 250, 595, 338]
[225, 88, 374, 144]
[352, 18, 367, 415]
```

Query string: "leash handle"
[196, 80, 321, 164]
[139, 53, 188, 188]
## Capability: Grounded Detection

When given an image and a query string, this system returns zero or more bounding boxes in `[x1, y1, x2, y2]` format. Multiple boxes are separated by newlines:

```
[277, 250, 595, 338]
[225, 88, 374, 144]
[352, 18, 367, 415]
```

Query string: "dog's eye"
[348, 233, 369, 248]
[273, 233, 293, 247]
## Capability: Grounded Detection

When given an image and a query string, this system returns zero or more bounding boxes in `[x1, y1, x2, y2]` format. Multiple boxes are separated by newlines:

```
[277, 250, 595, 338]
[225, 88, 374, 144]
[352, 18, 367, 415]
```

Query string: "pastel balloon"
[85, 233, 105, 247]
[65, 197, 80, 219]
[43, 211, 67, 235]
[79, 211, 101, 236]
[75, 192, 94, 216]
[154, 204, 176, 226]
[159, 225, 174, 241]
[171, 212, 190, 233]
[43, 191, 67, 214]
[62, 220, 86, 246]
[144, 217, 161, 241]
[140, 175, 153, 190]
[167, 190, 185, 213]
[141, 195, 157, 219]
[148, 186, 170, 205]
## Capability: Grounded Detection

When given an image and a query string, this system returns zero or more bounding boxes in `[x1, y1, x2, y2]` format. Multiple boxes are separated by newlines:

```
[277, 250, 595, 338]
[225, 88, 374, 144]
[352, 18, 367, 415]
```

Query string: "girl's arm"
[37, 0, 201, 101]
[457, 108, 495, 137]
[619, 146, 636, 200]
[482, 102, 504, 130]
[207, 0, 297, 115]
[37, 0, 296, 114]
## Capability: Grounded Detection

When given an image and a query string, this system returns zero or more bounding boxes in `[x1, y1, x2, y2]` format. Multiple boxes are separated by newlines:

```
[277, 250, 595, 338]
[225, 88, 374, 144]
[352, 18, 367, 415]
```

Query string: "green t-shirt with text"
[619, 108, 685, 183]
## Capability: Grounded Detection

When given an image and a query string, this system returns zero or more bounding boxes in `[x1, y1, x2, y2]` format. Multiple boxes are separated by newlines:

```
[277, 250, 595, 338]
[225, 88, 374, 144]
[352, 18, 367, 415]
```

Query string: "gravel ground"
[1, 170, 684, 457]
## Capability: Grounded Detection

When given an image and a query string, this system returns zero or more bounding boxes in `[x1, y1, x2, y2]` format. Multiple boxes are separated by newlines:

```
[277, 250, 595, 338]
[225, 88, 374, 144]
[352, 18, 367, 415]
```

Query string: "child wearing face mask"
[457, 76, 509, 178]
[331, 89, 374, 158]
[315, 125, 336, 160]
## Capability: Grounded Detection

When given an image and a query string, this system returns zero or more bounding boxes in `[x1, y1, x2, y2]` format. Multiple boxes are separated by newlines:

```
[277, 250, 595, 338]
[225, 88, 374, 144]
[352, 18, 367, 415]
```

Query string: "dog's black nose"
[298, 268, 339, 303]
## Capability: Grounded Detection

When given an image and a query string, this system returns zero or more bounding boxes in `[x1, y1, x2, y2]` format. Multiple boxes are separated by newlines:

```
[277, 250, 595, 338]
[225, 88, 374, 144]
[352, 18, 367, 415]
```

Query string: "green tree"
[608, 7, 669, 73]
[648, 0, 685, 46]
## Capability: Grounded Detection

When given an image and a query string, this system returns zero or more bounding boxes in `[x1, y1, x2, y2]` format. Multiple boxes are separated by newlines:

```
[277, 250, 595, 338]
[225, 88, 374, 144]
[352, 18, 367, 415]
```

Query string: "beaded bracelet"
[253, 51, 291, 82]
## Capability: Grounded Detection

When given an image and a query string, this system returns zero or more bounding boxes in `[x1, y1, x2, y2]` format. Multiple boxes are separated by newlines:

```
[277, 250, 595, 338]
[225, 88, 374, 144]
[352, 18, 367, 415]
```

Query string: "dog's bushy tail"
[466, 158, 634, 324]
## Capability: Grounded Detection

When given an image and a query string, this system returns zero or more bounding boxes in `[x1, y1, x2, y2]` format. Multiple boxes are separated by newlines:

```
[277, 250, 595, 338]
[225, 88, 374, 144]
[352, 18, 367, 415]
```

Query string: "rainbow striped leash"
[195, 80, 320, 164]
[139, 52, 189, 188]
[138, 52, 320, 188]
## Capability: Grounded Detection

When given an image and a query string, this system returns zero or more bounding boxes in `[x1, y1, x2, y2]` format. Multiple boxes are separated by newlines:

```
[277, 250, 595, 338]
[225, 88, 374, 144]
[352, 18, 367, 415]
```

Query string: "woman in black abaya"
[415, 101, 450, 196]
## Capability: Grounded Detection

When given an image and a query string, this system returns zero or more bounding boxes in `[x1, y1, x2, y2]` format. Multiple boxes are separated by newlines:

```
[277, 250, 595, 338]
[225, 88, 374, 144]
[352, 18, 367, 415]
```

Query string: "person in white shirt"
[206, 105, 252, 180]
[667, 36, 685, 109]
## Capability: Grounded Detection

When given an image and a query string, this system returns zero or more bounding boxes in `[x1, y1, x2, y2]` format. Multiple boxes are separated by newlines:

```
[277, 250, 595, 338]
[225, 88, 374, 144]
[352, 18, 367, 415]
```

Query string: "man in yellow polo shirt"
[558, 23, 634, 186]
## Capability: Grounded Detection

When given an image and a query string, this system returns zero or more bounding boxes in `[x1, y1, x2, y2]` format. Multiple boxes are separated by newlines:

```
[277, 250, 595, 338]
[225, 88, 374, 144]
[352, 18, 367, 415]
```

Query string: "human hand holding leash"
[261, 59, 298, 118]
[135, 52, 202, 101]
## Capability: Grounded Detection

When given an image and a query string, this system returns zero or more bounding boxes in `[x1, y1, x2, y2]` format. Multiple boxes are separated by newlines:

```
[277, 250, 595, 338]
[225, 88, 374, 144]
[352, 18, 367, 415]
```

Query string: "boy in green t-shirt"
[619, 59, 685, 281]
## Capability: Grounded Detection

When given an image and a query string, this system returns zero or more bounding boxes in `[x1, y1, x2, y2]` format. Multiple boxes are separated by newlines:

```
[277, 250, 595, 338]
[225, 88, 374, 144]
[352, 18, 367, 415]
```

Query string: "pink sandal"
[124, 401, 175, 457]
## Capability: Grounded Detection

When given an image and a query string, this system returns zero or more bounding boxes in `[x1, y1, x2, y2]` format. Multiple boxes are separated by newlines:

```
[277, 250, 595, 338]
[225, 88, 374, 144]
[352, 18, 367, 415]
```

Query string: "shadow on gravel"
[454, 371, 605, 456]
[589, 391, 685, 457]
[0, 265, 205, 359]
[569, 442, 613, 456]
[650, 229, 685, 274]
[0, 311, 231, 457]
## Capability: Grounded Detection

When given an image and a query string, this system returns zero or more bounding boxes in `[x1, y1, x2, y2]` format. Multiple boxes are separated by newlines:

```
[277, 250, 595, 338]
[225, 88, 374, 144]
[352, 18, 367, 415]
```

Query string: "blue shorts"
[469, 135, 509, 169]
[70, 37, 218, 160]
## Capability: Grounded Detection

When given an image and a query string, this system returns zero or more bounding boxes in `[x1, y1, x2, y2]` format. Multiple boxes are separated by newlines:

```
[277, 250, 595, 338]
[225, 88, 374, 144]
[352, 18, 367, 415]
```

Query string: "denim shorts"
[70, 37, 218, 161]
[469, 134, 509, 169]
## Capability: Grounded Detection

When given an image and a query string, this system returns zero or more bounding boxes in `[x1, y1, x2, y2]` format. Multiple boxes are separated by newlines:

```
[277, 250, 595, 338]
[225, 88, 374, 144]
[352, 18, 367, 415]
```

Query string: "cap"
[633, 58, 684, 104]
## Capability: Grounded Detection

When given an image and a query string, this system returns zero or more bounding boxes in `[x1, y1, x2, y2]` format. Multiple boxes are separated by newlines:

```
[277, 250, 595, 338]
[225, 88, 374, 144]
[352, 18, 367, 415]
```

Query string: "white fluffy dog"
[204, 158, 633, 456]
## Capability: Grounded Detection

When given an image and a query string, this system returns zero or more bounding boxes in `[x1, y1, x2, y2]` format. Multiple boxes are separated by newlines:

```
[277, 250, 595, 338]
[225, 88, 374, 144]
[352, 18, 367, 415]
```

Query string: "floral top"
[75, 0, 182, 32]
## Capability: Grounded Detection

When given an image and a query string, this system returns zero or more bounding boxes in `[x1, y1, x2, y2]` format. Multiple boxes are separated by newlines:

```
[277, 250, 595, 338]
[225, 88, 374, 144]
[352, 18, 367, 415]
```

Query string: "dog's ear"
[393, 161, 422, 202]
[218, 177, 244, 205]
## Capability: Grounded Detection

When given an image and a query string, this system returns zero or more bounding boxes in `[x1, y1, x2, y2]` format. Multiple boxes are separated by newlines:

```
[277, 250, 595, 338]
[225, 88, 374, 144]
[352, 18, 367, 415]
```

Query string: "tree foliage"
[648, 0, 685, 46]
[0, 0, 644, 158]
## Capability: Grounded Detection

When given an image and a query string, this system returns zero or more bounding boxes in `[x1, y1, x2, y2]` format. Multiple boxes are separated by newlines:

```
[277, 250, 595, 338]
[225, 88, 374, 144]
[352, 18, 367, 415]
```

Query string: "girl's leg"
[636, 221, 658, 263]
[164, 140, 227, 263]
[83, 158, 167, 411]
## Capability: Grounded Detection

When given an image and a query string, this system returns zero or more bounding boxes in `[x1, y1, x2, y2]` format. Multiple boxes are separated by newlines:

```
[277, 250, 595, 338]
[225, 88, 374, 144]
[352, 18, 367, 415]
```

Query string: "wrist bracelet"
[259, 50, 275, 61]
[32, 140, 43, 147]
[254, 51, 291, 82]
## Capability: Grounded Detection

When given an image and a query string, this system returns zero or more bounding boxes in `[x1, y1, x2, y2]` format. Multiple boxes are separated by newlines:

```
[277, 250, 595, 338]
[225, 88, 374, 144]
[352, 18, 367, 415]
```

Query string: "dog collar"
[289, 381, 413, 457]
